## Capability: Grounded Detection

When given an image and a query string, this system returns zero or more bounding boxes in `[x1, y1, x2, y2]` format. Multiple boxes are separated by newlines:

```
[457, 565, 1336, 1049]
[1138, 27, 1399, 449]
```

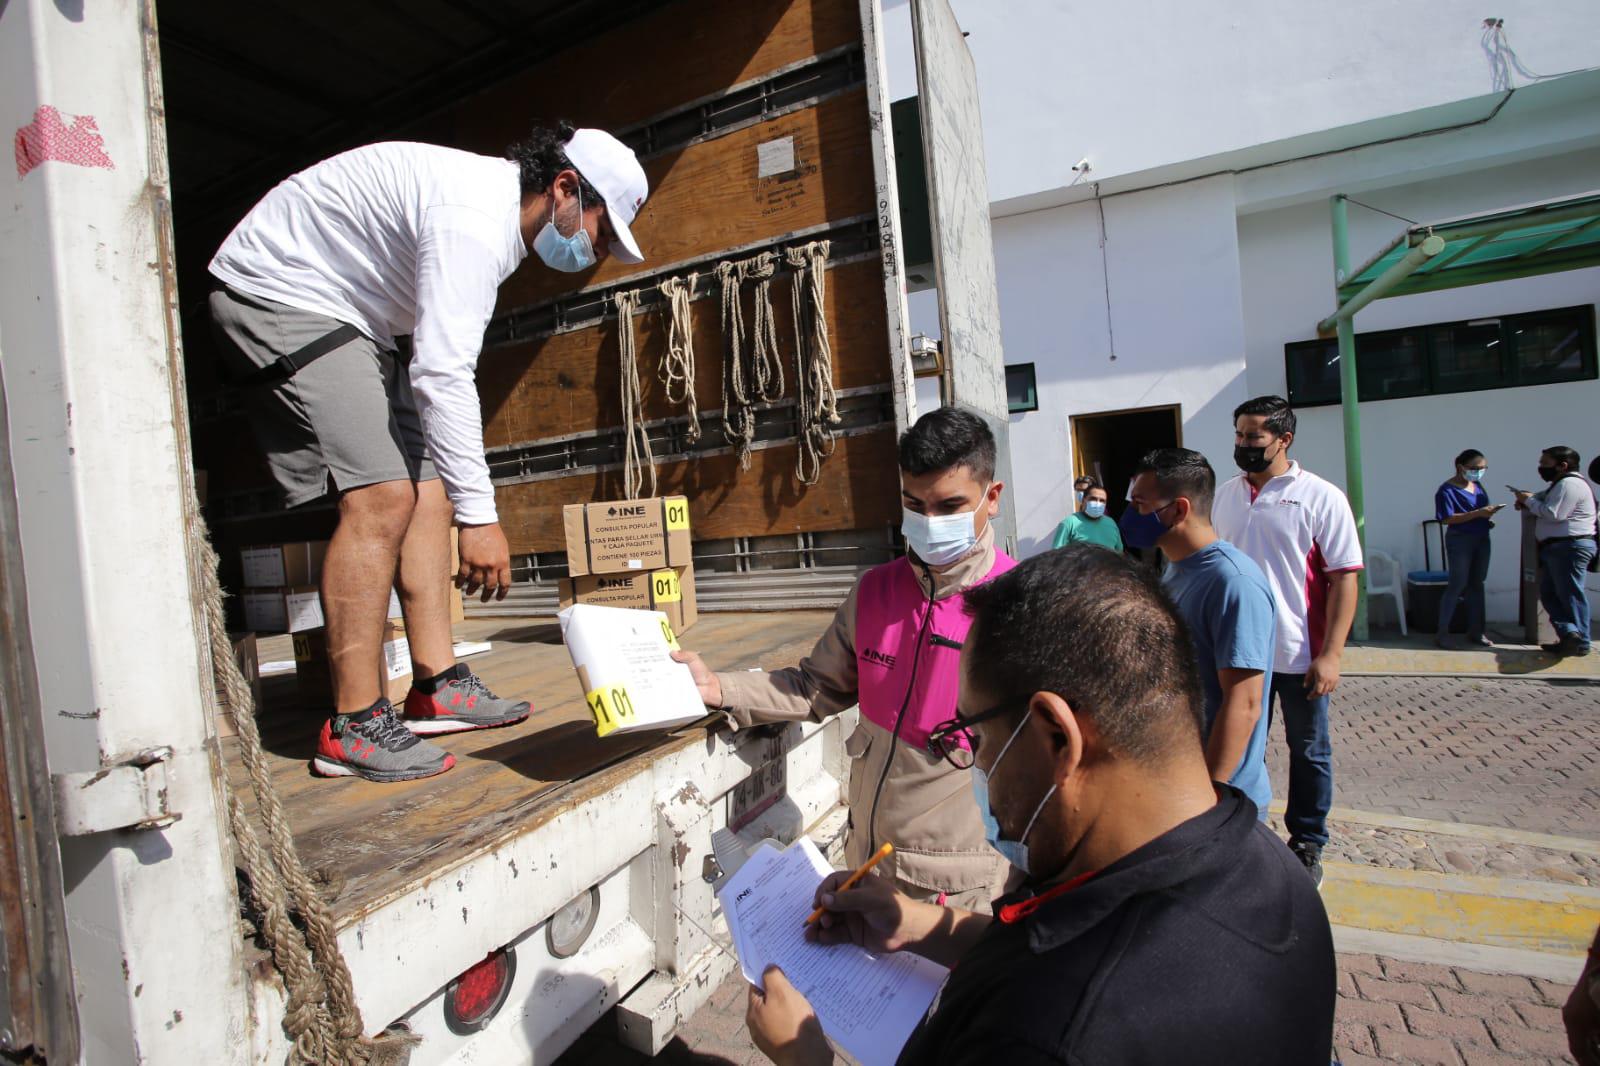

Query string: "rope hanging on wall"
[716, 252, 784, 469]
[615, 288, 658, 499]
[784, 240, 838, 485]
[201, 529, 416, 1065]
[657, 273, 700, 443]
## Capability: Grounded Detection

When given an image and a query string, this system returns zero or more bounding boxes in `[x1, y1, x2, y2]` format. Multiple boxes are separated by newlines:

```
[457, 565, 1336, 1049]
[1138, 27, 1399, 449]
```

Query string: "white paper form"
[559, 603, 707, 736]
[718, 838, 949, 1066]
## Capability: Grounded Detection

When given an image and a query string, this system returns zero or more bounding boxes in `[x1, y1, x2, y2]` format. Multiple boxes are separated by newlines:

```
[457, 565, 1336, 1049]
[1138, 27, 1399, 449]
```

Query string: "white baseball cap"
[564, 128, 648, 265]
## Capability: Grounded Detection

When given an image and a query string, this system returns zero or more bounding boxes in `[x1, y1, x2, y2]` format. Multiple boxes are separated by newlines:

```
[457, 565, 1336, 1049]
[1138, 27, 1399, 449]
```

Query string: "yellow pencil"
[804, 842, 893, 927]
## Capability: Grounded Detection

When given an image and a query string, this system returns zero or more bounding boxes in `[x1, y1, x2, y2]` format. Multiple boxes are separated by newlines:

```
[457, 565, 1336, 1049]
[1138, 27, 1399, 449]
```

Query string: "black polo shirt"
[896, 787, 1335, 1065]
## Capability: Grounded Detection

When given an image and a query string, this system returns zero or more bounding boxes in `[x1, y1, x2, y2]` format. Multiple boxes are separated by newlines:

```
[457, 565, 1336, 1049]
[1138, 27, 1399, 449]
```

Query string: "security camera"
[1071, 158, 1092, 173]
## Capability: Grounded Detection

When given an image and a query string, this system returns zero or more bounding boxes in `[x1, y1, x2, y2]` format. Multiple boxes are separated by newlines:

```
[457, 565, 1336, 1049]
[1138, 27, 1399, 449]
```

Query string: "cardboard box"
[293, 622, 413, 708]
[242, 586, 401, 634]
[213, 633, 261, 739]
[449, 527, 465, 624]
[563, 496, 692, 577]
[559, 563, 697, 635]
[241, 542, 328, 589]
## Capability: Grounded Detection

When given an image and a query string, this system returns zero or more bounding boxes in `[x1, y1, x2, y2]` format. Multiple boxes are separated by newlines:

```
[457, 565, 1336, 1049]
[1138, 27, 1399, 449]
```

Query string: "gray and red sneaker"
[400, 665, 531, 735]
[311, 700, 455, 782]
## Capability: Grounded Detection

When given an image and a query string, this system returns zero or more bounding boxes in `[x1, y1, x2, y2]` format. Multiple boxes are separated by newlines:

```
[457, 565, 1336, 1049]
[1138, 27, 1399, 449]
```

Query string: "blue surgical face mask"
[1118, 500, 1174, 550]
[970, 711, 1057, 875]
[1462, 468, 1485, 483]
[1083, 499, 1107, 519]
[902, 487, 989, 567]
[1074, 489, 1086, 504]
[532, 188, 596, 272]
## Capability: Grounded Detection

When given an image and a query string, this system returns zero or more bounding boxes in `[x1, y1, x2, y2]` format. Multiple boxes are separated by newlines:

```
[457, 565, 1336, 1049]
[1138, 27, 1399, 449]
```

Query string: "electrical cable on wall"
[615, 288, 658, 499]
[1483, 19, 1589, 91]
[1094, 182, 1117, 362]
[785, 240, 839, 484]
[658, 272, 700, 443]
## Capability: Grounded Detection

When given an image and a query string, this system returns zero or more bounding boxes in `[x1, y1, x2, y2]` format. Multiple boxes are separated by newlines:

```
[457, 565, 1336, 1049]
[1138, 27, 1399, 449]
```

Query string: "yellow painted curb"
[1267, 802, 1600, 856]
[1321, 861, 1600, 955]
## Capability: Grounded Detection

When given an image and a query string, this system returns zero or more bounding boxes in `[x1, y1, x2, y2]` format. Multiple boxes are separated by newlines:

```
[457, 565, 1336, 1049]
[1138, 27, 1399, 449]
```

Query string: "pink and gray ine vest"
[854, 550, 1018, 751]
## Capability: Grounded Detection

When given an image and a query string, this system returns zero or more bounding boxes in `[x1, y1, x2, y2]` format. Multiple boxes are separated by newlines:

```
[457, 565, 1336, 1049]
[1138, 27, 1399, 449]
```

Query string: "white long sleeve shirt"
[209, 142, 527, 525]
[1524, 476, 1598, 542]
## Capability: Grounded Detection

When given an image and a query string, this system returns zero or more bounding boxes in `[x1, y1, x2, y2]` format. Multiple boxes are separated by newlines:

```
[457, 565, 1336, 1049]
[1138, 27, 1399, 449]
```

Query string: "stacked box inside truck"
[559, 495, 699, 631]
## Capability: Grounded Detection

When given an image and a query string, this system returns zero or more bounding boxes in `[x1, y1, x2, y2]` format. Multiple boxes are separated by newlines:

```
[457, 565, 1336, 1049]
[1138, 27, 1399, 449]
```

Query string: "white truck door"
[0, 1, 249, 1061]
[0, 373, 79, 1066]
[909, 0, 1017, 550]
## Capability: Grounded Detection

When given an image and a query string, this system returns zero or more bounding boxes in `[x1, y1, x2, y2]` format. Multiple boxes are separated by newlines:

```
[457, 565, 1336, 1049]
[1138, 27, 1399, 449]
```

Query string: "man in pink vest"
[675, 408, 1014, 907]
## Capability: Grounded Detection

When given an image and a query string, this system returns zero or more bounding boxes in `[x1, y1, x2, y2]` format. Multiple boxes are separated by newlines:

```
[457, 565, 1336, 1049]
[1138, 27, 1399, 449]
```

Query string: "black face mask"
[1538, 466, 1562, 483]
[1234, 442, 1276, 474]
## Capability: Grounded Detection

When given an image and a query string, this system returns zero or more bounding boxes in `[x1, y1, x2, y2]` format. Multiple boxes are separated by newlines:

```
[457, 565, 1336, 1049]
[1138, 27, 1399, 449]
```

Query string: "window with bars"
[1284, 304, 1596, 407]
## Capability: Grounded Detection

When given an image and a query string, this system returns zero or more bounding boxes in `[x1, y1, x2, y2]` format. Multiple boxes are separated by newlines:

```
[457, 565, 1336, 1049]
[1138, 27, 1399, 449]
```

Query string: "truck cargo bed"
[223, 610, 834, 923]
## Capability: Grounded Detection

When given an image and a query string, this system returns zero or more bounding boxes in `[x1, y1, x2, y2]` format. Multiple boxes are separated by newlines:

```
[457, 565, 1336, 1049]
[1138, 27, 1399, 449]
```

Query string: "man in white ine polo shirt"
[209, 124, 649, 782]
[1212, 396, 1362, 886]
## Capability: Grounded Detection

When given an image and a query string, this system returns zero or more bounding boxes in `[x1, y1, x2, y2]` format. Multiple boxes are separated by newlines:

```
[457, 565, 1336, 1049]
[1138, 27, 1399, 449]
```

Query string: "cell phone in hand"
[1505, 485, 1528, 495]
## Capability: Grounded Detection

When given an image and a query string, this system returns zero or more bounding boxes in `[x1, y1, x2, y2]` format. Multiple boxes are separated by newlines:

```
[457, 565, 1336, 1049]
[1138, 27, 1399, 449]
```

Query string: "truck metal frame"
[0, 0, 1006, 1060]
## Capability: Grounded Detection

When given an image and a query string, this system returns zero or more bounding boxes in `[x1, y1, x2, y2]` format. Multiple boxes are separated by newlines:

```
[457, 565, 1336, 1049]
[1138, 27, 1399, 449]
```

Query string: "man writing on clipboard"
[675, 409, 1014, 908]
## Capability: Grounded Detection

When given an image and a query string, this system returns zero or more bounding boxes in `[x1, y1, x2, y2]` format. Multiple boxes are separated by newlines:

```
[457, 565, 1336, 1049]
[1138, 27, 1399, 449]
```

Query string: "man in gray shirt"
[1514, 445, 1597, 657]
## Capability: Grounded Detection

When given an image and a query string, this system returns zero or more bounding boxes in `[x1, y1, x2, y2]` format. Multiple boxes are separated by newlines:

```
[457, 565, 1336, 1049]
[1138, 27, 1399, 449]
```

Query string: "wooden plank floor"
[224, 611, 833, 921]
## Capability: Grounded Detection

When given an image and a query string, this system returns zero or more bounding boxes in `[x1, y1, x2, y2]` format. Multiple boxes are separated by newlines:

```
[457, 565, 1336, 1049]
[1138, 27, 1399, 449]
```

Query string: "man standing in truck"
[675, 408, 1013, 907]
[209, 123, 650, 782]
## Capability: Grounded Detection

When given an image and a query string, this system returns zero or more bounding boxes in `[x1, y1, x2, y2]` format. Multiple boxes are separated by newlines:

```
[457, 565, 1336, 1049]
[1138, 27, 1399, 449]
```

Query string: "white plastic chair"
[1366, 550, 1407, 636]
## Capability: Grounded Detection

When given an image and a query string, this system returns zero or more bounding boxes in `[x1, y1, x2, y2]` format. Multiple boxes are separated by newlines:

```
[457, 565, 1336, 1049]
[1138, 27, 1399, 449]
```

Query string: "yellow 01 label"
[659, 618, 681, 650]
[664, 497, 691, 532]
[650, 568, 682, 604]
[586, 684, 638, 738]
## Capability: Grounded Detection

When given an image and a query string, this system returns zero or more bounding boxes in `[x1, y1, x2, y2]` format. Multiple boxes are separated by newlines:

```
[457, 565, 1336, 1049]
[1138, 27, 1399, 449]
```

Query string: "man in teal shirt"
[1052, 479, 1124, 552]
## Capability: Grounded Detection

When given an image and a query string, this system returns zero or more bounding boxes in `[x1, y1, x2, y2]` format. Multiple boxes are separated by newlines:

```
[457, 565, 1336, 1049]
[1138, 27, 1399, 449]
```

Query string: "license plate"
[728, 756, 787, 832]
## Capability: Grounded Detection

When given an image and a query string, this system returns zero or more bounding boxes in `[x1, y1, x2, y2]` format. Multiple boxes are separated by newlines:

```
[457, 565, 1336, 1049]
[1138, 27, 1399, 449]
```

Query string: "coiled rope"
[784, 240, 838, 485]
[716, 252, 784, 469]
[200, 522, 416, 1065]
[615, 288, 658, 500]
[657, 273, 700, 444]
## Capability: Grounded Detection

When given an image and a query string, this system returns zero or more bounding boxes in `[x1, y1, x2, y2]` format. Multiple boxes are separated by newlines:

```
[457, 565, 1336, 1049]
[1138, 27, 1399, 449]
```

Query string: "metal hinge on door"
[51, 746, 180, 835]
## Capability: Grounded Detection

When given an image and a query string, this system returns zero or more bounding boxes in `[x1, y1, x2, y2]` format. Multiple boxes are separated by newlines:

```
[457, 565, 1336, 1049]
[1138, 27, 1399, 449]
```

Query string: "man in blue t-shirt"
[1124, 448, 1276, 814]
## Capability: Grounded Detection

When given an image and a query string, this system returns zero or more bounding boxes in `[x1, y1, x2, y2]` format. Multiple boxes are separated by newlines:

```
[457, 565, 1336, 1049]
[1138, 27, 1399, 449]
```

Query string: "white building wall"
[1238, 148, 1600, 625]
[887, 0, 1600, 626]
[884, 0, 1600, 206]
[995, 177, 1251, 555]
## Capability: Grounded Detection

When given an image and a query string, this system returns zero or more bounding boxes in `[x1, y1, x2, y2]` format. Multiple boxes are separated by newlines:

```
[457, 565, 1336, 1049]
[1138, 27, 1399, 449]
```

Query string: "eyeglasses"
[926, 700, 1022, 769]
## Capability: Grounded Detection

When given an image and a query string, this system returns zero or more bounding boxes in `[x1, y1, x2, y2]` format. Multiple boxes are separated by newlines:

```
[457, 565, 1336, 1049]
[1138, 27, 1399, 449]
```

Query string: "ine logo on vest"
[861, 646, 898, 669]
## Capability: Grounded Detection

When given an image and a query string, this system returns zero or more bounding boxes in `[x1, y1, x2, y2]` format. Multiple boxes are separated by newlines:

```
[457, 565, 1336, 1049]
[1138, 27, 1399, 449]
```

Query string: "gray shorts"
[209, 284, 438, 508]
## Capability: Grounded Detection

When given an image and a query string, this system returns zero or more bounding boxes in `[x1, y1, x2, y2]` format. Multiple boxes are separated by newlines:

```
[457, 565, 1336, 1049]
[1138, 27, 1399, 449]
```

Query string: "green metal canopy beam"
[1318, 231, 1445, 335]
[1330, 195, 1369, 640]
[1315, 187, 1600, 643]
[1334, 190, 1600, 304]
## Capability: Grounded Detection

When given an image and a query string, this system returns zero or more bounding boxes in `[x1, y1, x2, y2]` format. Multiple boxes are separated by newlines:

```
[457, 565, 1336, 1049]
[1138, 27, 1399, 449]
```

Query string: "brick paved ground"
[1334, 954, 1578, 1066]
[1266, 675, 1600, 836]
[559, 952, 1583, 1066]
[558, 676, 1598, 1063]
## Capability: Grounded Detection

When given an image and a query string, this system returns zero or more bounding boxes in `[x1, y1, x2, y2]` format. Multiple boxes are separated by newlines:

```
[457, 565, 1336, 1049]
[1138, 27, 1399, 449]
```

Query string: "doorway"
[1070, 404, 1183, 523]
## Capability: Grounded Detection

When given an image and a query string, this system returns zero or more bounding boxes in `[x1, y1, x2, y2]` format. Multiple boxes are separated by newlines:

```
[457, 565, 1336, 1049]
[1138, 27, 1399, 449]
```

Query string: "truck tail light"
[443, 947, 516, 1035]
